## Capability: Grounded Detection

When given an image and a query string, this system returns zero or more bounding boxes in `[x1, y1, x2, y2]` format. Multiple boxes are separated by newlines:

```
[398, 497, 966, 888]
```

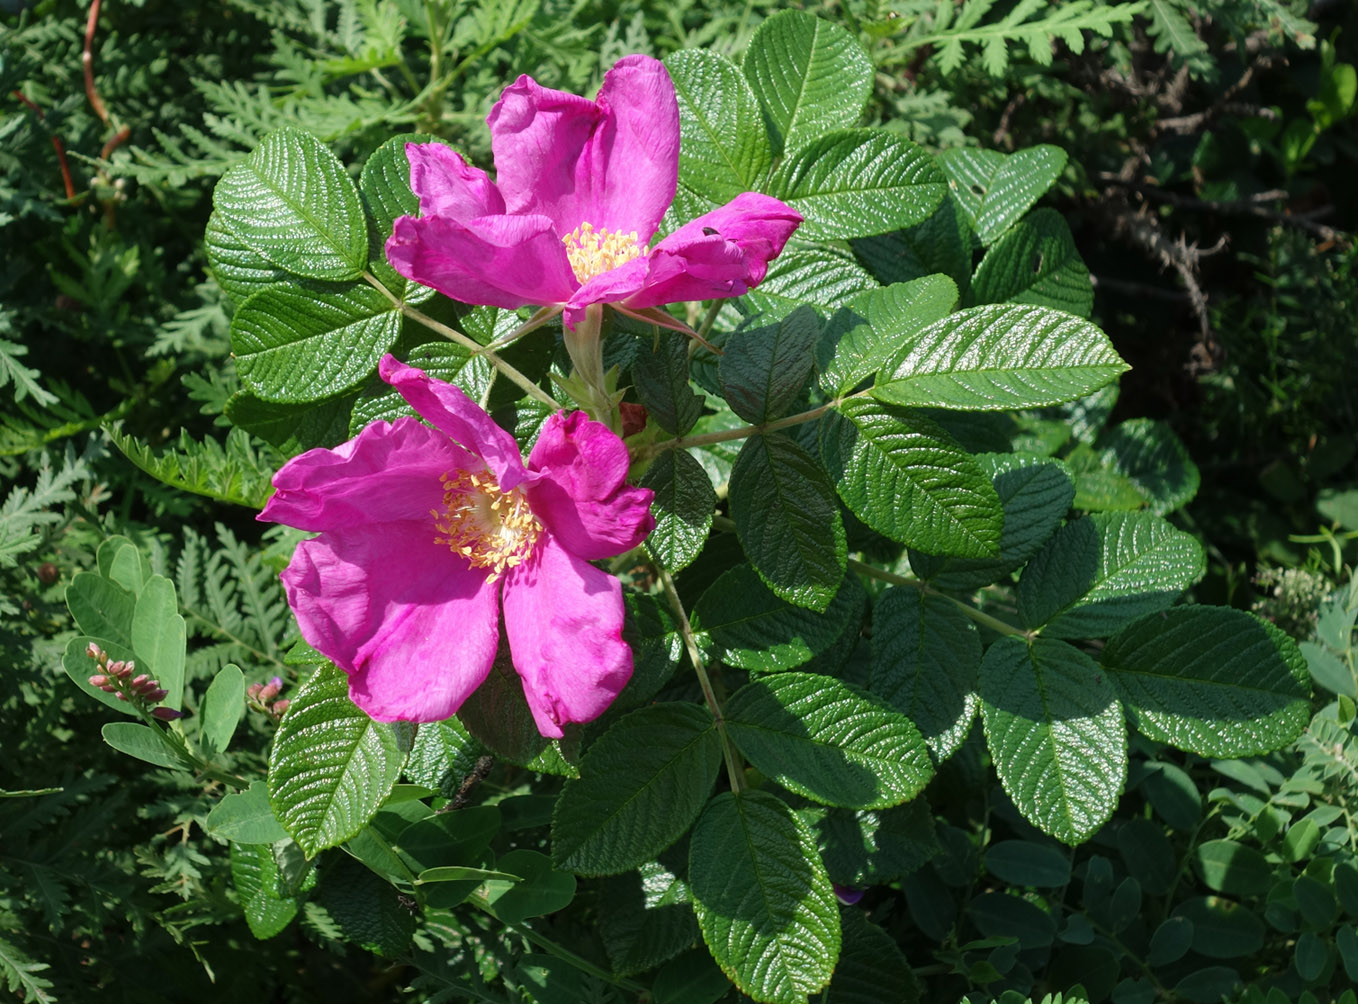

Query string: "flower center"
[432, 469, 542, 582]
[562, 222, 644, 283]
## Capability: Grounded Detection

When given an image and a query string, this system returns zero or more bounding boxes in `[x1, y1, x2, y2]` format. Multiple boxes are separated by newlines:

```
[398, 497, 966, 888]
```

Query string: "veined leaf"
[980, 636, 1126, 844]
[690, 790, 840, 1003]
[1102, 607, 1310, 757]
[729, 433, 846, 612]
[632, 330, 704, 435]
[551, 703, 722, 875]
[871, 588, 980, 763]
[872, 303, 1128, 412]
[742, 10, 872, 157]
[204, 212, 287, 307]
[972, 207, 1093, 317]
[213, 126, 368, 281]
[720, 306, 819, 424]
[1097, 418, 1200, 515]
[828, 907, 921, 1004]
[230, 842, 304, 939]
[742, 246, 878, 320]
[268, 664, 406, 857]
[666, 49, 772, 205]
[936, 145, 1068, 244]
[1018, 511, 1206, 637]
[820, 397, 1002, 558]
[725, 672, 933, 809]
[232, 282, 401, 403]
[770, 130, 947, 241]
[641, 449, 715, 574]
[851, 193, 973, 296]
[360, 132, 438, 304]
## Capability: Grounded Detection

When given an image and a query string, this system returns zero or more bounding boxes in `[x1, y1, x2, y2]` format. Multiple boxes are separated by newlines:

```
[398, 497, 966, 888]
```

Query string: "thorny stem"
[363, 273, 560, 410]
[656, 565, 746, 793]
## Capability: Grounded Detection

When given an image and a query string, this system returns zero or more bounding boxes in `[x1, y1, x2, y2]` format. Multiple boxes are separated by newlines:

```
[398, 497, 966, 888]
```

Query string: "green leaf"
[225, 390, 356, 457]
[720, 306, 819, 423]
[726, 672, 933, 809]
[972, 208, 1094, 317]
[206, 780, 290, 844]
[909, 452, 1075, 591]
[131, 574, 186, 709]
[315, 856, 415, 956]
[599, 862, 699, 977]
[870, 588, 980, 762]
[872, 304, 1128, 412]
[212, 126, 368, 281]
[62, 636, 137, 716]
[360, 132, 437, 303]
[230, 841, 303, 939]
[827, 906, 920, 1004]
[742, 10, 872, 157]
[231, 282, 401, 403]
[1097, 418, 1200, 515]
[665, 49, 772, 206]
[936, 145, 1068, 244]
[1066, 442, 1149, 511]
[551, 703, 723, 875]
[818, 276, 959, 396]
[820, 397, 1003, 557]
[204, 211, 287, 306]
[985, 840, 1073, 887]
[770, 130, 947, 241]
[729, 433, 846, 612]
[852, 193, 973, 295]
[1192, 839, 1272, 897]
[813, 799, 940, 886]
[693, 565, 865, 672]
[101, 722, 189, 770]
[105, 422, 277, 509]
[743, 245, 878, 319]
[1020, 512, 1206, 637]
[979, 637, 1127, 844]
[479, 849, 576, 923]
[632, 330, 704, 435]
[1103, 607, 1310, 757]
[641, 449, 714, 574]
[268, 664, 406, 857]
[200, 663, 246, 756]
[690, 790, 839, 1003]
[66, 571, 134, 647]
[457, 660, 580, 777]
[1174, 896, 1265, 959]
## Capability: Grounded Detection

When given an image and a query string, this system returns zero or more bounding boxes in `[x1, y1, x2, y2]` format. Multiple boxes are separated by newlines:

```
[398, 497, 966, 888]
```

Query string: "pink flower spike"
[152, 707, 183, 721]
[260, 355, 654, 734]
[88, 674, 108, 687]
[384, 56, 802, 330]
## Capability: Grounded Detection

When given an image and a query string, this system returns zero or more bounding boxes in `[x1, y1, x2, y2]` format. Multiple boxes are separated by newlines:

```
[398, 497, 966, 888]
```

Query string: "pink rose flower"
[258, 355, 655, 737]
[385, 54, 803, 330]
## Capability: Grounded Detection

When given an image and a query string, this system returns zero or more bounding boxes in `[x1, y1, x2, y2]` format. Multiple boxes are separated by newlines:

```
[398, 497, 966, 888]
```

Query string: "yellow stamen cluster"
[562, 222, 644, 283]
[432, 469, 542, 582]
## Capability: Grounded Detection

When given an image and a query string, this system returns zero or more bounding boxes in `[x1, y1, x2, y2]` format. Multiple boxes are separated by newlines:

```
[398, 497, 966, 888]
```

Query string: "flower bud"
[131, 674, 150, 688]
[271, 700, 290, 716]
[246, 682, 263, 700]
[151, 707, 184, 721]
[258, 681, 281, 701]
[89, 674, 109, 687]
[147, 688, 167, 702]
[86, 641, 104, 660]
[115, 692, 128, 701]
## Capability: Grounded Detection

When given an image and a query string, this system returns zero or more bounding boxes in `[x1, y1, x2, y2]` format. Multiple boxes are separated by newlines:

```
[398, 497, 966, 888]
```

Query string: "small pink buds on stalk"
[247, 676, 289, 721]
[85, 643, 182, 720]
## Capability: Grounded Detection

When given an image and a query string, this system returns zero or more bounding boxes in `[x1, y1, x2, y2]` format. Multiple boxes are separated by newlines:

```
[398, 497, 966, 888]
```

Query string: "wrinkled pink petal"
[525, 411, 655, 560]
[406, 142, 506, 220]
[259, 417, 465, 532]
[281, 521, 502, 722]
[489, 55, 678, 242]
[386, 212, 578, 311]
[502, 536, 632, 737]
[379, 356, 535, 491]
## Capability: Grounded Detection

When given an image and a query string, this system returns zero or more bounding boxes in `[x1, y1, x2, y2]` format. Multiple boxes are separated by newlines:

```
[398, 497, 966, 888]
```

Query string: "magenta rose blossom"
[384, 54, 802, 330]
[258, 355, 655, 737]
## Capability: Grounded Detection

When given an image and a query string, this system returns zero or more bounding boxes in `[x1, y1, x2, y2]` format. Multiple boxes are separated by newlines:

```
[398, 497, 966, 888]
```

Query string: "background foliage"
[2, 0, 1356, 1002]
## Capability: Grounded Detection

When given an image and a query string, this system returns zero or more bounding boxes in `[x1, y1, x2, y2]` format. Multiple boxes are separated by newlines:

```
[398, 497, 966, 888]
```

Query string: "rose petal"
[259, 417, 465, 532]
[406, 141, 506, 220]
[281, 521, 501, 722]
[524, 410, 654, 560]
[489, 55, 678, 242]
[379, 355, 534, 491]
[502, 536, 632, 737]
[386, 211, 577, 310]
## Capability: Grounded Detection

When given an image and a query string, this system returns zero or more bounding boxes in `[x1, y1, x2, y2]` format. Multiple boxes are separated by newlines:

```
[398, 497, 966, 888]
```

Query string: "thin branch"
[10, 91, 76, 198]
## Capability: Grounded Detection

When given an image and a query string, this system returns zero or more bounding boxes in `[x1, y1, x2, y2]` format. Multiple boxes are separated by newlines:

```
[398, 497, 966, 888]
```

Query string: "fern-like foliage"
[176, 524, 292, 683]
[896, 0, 1147, 76]
[0, 441, 98, 571]
[0, 930, 55, 1004]
[1144, 0, 1317, 78]
[106, 422, 276, 509]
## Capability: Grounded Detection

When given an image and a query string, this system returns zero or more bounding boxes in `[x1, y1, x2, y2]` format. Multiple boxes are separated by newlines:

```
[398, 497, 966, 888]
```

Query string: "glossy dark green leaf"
[479, 849, 576, 923]
[726, 672, 933, 809]
[936, 145, 1068, 244]
[827, 906, 920, 1004]
[813, 799, 939, 886]
[689, 790, 839, 1003]
[1097, 418, 1200, 515]
[720, 306, 819, 423]
[360, 132, 437, 303]
[551, 703, 722, 875]
[972, 208, 1093, 317]
[820, 397, 1002, 558]
[666, 49, 772, 206]
[1174, 896, 1265, 959]
[818, 275, 959, 395]
[729, 433, 846, 611]
[632, 329, 704, 435]
[870, 588, 980, 762]
[984, 840, 1072, 887]
[1103, 607, 1310, 757]
[599, 862, 699, 977]
[642, 449, 715, 573]
[1193, 839, 1273, 897]
[979, 637, 1126, 844]
[742, 245, 878, 320]
[231, 841, 303, 939]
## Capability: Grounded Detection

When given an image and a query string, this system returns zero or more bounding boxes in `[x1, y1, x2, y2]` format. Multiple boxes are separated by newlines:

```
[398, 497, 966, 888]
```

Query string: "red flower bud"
[151, 707, 184, 721]
[271, 700, 290, 716]
[89, 674, 109, 687]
